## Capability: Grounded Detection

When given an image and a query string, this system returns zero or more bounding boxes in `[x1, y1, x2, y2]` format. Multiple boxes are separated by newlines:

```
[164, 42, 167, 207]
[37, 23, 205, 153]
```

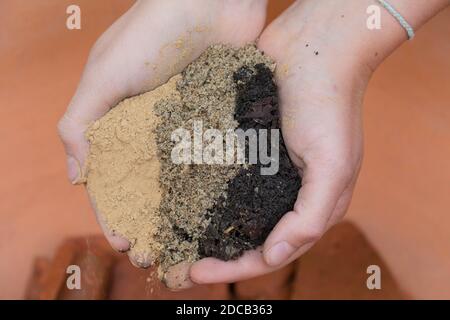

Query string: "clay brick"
[24, 257, 51, 300]
[234, 263, 295, 299]
[26, 235, 230, 300]
[37, 240, 82, 300]
[34, 236, 115, 299]
[58, 247, 115, 299]
[109, 257, 229, 300]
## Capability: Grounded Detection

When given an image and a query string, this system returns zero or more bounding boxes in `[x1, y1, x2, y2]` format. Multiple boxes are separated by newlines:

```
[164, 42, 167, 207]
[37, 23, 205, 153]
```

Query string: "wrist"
[347, 0, 449, 71]
[290, 0, 448, 74]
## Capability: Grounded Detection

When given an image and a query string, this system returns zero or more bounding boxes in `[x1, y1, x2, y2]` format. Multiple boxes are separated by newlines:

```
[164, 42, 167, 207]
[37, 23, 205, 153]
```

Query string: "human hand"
[188, 0, 384, 285]
[58, 0, 268, 267]
[189, 0, 449, 285]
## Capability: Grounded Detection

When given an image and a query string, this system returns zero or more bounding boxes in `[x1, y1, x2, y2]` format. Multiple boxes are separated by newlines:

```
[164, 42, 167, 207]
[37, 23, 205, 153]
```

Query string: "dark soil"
[198, 64, 302, 260]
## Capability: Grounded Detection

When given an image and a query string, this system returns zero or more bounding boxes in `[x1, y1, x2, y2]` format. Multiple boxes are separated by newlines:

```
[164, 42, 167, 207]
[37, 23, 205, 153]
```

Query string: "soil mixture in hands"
[84, 44, 301, 275]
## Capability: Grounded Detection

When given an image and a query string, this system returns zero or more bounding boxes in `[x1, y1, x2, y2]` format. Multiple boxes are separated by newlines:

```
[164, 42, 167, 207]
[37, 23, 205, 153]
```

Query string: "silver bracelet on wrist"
[377, 0, 415, 40]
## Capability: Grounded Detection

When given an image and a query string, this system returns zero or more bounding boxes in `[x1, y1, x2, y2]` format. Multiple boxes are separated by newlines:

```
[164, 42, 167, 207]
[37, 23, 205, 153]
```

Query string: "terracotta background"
[0, 0, 449, 299]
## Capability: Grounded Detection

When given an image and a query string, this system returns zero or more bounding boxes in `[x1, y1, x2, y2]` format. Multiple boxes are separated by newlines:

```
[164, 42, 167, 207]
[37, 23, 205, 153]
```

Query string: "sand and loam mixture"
[85, 44, 301, 274]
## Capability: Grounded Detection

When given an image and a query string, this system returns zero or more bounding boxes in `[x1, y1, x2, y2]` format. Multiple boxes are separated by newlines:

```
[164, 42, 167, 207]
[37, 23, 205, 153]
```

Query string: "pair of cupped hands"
[58, 0, 381, 289]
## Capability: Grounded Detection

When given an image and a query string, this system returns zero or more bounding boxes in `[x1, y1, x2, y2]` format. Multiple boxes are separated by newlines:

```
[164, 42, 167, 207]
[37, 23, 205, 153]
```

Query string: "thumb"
[263, 164, 348, 266]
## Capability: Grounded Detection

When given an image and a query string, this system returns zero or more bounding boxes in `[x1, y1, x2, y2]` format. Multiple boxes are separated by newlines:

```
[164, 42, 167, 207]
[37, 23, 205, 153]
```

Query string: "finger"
[87, 191, 130, 253]
[190, 244, 313, 284]
[98, 220, 130, 253]
[263, 164, 350, 267]
[163, 262, 194, 290]
[191, 249, 268, 284]
[127, 250, 153, 269]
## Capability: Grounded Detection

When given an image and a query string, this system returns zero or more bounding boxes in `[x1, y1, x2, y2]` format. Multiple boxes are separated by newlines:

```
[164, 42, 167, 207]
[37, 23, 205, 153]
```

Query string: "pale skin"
[58, 0, 449, 288]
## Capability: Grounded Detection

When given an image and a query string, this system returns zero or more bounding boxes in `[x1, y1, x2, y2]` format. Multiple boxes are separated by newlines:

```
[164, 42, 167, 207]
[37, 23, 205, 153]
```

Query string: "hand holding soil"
[187, 0, 449, 286]
[58, 0, 450, 289]
[58, 0, 268, 287]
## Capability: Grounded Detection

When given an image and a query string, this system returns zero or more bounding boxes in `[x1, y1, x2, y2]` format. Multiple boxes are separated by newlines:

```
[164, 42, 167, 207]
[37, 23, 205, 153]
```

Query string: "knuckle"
[87, 39, 108, 64]
[57, 115, 81, 148]
[57, 117, 69, 139]
[301, 224, 325, 243]
[87, 35, 115, 69]
[320, 153, 357, 184]
[313, 139, 363, 184]
[336, 161, 355, 182]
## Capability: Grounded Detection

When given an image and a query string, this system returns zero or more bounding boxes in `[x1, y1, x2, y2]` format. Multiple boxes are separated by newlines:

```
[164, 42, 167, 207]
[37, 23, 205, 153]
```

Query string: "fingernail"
[67, 156, 81, 184]
[265, 241, 296, 267]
